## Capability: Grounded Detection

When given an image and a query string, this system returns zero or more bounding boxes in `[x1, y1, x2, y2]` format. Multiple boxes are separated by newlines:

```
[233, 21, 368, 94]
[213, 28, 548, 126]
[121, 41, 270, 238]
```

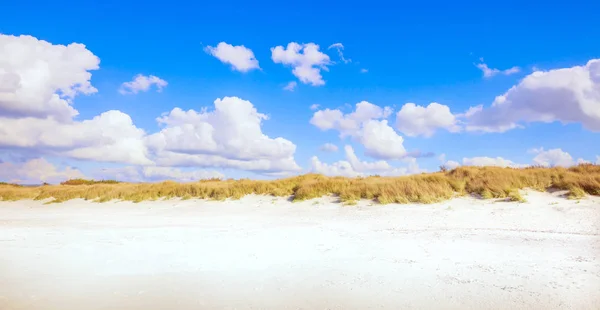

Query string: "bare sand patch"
[0, 190, 599, 309]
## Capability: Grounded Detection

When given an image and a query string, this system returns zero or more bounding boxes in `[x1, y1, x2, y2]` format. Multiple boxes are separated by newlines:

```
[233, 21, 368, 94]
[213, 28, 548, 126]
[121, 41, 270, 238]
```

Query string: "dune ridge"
[1, 165, 599, 204]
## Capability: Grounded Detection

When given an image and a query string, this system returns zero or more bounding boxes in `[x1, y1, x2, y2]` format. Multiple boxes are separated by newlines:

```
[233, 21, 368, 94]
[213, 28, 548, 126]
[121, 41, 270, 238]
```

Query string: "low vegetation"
[1, 164, 599, 204]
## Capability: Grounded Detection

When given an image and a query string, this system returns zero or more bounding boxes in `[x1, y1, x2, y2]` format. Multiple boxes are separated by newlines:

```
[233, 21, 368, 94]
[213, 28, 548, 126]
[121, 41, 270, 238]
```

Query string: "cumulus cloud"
[395, 102, 461, 137]
[320, 143, 338, 152]
[0, 34, 152, 165]
[476, 61, 521, 78]
[95, 166, 224, 183]
[205, 42, 260, 72]
[466, 59, 600, 132]
[119, 74, 168, 95]
[310, 104, 320, 110]
[444, 160, 461, 170]
[0, 111, 152, 165]
[596, 156, 600, 165]
[283, 81, 297, 91]
[146, 96, 301, 174]
[360, 68, 368, 73]
[0, 158, 85, 184]
[440, 148, 595, 170]
[310, 101, 406, 159]
[271, 42, 331, 86]
[328, 43, 351, 64]
[462, 156, 526, 168]
[310, 145, 423, 177]
[438, 153, 460, 170]
[439, 156, 525, 169]
[0, 34, 99, 122]
[531, 148, 575, 167]
[0, 35, 301, 178]
[310, 156, 359, 177]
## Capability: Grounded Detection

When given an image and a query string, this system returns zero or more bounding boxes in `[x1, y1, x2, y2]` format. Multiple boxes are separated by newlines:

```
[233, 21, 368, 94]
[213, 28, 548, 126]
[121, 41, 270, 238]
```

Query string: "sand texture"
[1, 190, 599, 310]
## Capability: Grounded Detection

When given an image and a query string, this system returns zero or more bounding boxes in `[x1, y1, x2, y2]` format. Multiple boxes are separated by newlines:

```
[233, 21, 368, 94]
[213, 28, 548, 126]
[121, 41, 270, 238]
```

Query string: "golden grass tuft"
[60, 179, 121, 185]
[1, 164, 599, 204]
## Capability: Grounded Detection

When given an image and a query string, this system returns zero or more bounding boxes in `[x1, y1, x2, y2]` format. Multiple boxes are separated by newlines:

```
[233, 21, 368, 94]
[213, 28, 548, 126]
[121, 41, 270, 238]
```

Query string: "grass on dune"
[1, 164, 599, 204]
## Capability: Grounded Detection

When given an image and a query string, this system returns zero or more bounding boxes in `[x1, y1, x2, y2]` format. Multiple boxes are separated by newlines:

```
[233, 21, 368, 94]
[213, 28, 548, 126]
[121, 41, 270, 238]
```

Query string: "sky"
[1, 0, 600, 184]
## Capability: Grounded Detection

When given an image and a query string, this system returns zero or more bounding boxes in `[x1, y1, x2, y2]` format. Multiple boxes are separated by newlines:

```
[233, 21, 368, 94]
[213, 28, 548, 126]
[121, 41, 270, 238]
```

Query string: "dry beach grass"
[1, 164, 600, 204]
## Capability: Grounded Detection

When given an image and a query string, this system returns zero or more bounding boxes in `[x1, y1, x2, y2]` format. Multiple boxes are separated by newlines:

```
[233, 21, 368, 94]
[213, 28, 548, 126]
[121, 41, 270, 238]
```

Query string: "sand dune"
[1, 190, 599, 310]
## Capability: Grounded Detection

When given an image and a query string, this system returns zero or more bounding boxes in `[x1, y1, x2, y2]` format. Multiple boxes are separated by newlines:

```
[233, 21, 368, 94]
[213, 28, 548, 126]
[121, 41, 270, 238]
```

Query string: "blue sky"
[1, 1, 599, 183]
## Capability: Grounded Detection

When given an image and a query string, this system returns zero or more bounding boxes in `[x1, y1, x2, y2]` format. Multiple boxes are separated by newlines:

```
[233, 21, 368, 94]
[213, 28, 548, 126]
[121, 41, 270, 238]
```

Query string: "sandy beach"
[1, 190, 599, 310]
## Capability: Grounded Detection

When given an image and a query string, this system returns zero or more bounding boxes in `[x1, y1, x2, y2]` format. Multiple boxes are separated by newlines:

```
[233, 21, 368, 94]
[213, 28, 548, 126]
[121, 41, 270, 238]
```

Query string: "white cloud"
[283, 81, 297, 91]
[271, 42, 331, 86]
[596, 156, 600, 165]
[310, 145, 423, 177]
[146, 96, 301, 174]
[395, 102, 461, 137]
[531, 148, 575, 167]
[476, 62, 521, 78]
[205, 42, 260, 72]
[310, 101, 407, 159]
[310, 104, 320, 110]
[439, 154, 525, 169]
[360, 68, 368, 73]
[438, 153, 460, 170]
[119, 74, 168, 95]
[0, 158, 85, 184]
[463, 156, 526, 168]
[0, 35, 303, 180]
[344, 145, 391, 172]
[310, 156, 359, 177]
[320, 143, 338, 152]
[577, 158, 591, 165]
[359, 120, 406, 159]
[95, 166, 224, 183]
[0, 34, 99, 122]
[441, 149, 596, 169]
[328, 43, 351, 64]
[0, 34, 152, 166]
[466, 59, 600, 132]
[444, 160, 461, 170]
[0, 111, 152, 165]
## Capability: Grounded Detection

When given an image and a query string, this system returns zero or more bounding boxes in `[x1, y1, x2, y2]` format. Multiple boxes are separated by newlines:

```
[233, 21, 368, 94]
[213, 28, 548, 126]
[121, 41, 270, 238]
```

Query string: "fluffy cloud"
[0, 34, 99, 122]
[395, 102, 461, 137]
[94, 166, 224, 183]
[310, 157, 359, 177]
[466, 59, 600, 132]
[344, 145, 391, 171]
[205, 42, 260, 72]
[441, 148, 596, 170]
[0, 111, 152, 165]
[360, 68, 368, 73]
[119, 74, 168, 95]
[310, 101, 406, 159]
[283, 81, 297, 91]
[310, 145, 422, 177]
[462, 156, 526, 168]
[597, 156, 600, 165]
[476, 61, 521, 78]
[320, 143, 338, 152]
[271, 42, 331, 86]
[531, 148, 575, 167]
[439, 156, 524, 169]
[443, 160, 461, 170]
[310, 104, 320, 110]
[0, 158, 85, 184]
[328, 43, 351, 64]
[0, 34, 152, 165]
[146, 96, 301, 174]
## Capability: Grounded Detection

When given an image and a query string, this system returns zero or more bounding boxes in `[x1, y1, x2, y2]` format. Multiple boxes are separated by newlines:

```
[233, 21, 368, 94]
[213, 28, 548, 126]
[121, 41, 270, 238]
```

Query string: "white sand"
[0, 190, 599, 310]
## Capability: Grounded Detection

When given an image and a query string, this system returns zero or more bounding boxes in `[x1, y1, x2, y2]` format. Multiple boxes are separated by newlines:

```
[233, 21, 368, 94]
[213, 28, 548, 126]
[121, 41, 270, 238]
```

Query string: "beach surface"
[1, 190, 599, 310]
